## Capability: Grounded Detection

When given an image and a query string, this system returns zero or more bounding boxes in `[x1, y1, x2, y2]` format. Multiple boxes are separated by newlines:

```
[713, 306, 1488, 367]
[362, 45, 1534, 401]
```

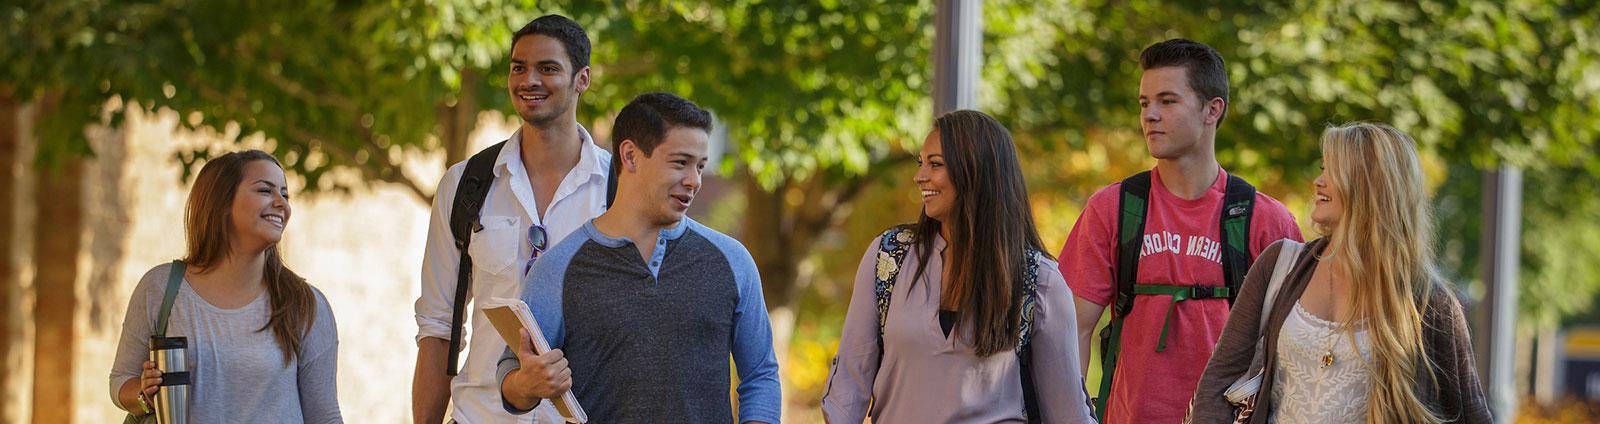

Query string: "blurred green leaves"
[978, 0, 1600, 329]
[6, 0, 1600, 332]
[4, 0, 942, 196]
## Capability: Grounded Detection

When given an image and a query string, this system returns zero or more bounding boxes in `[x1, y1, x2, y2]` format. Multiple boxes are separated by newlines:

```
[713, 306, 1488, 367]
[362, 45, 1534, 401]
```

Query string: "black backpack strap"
[155, 260, 186, 337]
[1094, 170, 1151, 421]
[444, 141, 506, 376]
[605, 142, 620, 208]
[1016, 249, 1043, 423]
[1219, 174, 1256, 306]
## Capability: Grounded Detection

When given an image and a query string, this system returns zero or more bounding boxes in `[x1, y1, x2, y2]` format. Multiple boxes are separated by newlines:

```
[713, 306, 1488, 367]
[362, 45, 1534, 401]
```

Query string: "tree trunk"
[440, 69, 481, 169]
[741, 176, 799, 359]
[0, 87, 21, 424]
[743, 177, 800, 310]
[85, 120, 130, 329]
[738, 170, 875, 351]
[1533, 323, 1559, 405]
[30, 131, 84, 424]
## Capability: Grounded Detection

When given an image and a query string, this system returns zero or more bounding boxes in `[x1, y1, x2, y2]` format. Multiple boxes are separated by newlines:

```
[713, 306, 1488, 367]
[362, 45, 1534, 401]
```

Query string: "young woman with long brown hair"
[822, 110, 1095, 423]
[1187, 123, 1490, 423]
[110, 150, 342, 422]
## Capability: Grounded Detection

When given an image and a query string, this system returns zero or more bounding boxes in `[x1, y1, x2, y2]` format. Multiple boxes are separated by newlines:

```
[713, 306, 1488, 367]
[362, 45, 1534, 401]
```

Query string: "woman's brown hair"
[911, 110, 1051, 357]
[184, 150, 315, 364]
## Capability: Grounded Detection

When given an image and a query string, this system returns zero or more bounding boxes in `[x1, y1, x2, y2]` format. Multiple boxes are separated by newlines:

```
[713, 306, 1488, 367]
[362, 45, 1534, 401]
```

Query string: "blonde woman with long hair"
[1187, 123, 1490, 423]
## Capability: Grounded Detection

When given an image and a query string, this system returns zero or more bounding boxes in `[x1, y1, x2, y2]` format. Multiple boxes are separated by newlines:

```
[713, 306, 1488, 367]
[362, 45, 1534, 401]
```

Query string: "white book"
[481, 297, 587, 423]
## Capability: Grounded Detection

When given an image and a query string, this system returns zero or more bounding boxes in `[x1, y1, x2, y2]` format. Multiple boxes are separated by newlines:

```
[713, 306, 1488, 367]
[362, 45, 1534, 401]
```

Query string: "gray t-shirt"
[110, 262, 342, 423]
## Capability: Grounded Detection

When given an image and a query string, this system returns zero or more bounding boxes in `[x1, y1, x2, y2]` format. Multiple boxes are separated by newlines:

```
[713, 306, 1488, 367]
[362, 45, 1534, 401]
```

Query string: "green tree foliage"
[6, 0, 487, 197]
[785, 0, 1600, 405]
[7, 1, 1600, 411]
[1232, 0, 1600, 324]
[3, 0, 935, 194]
[575, 1, 934, 185]
[979, 0, 1600, 317]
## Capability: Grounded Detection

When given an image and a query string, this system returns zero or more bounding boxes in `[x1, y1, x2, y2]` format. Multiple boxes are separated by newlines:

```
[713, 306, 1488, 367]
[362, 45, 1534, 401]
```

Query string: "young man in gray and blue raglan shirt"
[497, 92, 781, 423]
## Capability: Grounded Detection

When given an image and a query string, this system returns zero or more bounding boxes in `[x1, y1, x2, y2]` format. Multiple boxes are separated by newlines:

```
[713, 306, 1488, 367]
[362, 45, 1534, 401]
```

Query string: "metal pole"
[1479, 165, 1522, 423]
[933, 0, 981, 115]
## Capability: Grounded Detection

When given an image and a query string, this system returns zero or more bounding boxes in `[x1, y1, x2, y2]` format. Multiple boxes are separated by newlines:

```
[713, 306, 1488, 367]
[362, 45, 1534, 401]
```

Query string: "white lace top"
[1269, 302, 1372, 424]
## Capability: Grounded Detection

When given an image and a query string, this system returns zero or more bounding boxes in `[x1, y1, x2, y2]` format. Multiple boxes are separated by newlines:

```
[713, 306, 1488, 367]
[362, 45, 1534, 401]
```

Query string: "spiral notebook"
[481, 297, 588, 423]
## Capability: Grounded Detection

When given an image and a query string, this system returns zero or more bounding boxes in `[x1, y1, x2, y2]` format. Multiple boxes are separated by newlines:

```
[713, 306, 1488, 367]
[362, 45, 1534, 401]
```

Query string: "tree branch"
[808, 151, 915, 233]
[190, 81, 435, 204]
[286, 125, 433, 203]
[257, 68, 360, 114]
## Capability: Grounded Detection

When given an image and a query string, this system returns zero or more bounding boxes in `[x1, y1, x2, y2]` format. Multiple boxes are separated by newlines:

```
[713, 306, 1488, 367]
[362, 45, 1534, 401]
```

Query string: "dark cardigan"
[1186, 238, 1492, 423]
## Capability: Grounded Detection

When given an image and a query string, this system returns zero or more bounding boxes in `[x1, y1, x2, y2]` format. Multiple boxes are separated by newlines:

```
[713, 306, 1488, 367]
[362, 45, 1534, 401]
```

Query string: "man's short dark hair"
[512, 15, 591, 75]
[611, 92, 713, 157]
[606, 92, 713, 205]
[1140, 38, 1229, 127]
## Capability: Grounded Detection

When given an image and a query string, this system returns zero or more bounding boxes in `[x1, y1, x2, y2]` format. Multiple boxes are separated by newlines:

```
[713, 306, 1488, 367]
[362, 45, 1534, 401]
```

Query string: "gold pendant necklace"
[1320, 256, 1338, 369]
[1320, 320, 1338, 368]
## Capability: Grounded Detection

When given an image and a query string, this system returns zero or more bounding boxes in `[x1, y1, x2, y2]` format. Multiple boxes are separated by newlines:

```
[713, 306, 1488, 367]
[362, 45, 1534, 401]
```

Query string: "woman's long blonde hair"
[1318, 123, 1443, 423]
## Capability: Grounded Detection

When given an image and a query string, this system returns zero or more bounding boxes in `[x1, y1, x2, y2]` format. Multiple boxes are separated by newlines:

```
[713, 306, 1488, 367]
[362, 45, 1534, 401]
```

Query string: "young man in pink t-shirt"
[1060, 39, 1303, 424]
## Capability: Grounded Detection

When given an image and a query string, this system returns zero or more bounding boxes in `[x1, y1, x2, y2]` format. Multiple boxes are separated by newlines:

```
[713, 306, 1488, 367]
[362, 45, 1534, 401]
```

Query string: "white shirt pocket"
[468, 215, 522, 276]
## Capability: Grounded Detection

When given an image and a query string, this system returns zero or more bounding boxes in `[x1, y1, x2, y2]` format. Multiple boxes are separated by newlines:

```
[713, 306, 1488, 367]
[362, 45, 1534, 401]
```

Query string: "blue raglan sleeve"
[496, 234, 578, 414]
[706, 228, 782, 423]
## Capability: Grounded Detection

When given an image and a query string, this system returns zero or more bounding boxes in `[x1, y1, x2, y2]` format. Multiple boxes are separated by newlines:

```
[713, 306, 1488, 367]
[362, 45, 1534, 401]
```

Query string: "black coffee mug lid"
[150, 336, 187, 350]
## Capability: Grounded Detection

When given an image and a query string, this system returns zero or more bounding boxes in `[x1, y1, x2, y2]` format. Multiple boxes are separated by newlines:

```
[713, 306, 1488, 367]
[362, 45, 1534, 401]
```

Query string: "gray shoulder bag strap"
[157, 260, 186, 336]
[124, 260, 185, 424]
[1222, 240, 1302, 414]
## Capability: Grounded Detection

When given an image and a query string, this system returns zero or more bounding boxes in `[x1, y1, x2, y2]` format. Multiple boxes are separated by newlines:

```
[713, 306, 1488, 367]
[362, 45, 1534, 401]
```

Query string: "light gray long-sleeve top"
[110, 262, 342, 423]
[822, 233, 1097, 423]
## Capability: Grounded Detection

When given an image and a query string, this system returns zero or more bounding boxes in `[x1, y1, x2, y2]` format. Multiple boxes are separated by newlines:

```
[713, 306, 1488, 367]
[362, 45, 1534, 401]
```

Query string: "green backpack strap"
[1095, 171, 1151, 420]
[1219, 174, 1256, 304]
[1134, 284, 1230, 352]
[155, 260, 186, 337]
[1093, 172, 1256, 421]
[1134, 174, 1255, 352]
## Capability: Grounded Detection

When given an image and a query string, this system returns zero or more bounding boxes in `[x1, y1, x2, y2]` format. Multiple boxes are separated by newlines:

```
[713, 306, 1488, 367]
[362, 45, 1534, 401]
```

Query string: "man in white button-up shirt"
[412, 15, 611, 424]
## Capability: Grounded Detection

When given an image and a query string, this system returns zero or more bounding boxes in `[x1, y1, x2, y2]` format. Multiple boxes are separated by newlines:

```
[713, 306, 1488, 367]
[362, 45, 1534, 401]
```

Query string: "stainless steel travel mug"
[150, 336, 189, 424]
